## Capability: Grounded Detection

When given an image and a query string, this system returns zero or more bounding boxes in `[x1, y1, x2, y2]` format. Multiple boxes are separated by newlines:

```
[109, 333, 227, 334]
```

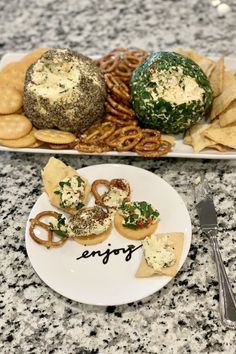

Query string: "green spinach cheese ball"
[130, 51, 213, 134]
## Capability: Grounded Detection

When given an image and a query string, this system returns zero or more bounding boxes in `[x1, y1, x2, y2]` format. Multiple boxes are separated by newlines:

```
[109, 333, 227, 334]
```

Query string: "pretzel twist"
[91, 178, 131, 207]
[135, 140, 172, 157]
[75, 141, 111, 153]
[104, 114, 138, 127]
[105, 126, 142, 151]
[80, 122, 116, 143]
[29, 211, 68, 248]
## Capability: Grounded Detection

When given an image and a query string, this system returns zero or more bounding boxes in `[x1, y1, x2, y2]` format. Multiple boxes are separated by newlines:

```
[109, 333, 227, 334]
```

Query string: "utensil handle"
[210, 232, 236, 329]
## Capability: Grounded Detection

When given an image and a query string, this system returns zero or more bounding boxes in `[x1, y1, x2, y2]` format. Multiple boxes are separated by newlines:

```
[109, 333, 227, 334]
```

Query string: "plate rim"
[25, 163, 192, 306]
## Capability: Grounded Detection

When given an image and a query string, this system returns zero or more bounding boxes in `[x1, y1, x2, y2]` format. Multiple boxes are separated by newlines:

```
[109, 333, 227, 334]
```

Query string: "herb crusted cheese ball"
[23, 49, 106, 132]
[130, 51, 212, 134]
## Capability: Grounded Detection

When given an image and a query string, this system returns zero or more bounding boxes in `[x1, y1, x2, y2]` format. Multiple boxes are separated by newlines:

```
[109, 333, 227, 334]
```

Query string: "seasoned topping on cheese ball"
[23, 48, 106, 132]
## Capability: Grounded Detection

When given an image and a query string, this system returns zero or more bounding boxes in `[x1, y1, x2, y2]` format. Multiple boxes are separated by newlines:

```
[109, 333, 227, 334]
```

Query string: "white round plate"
[25, 164, 192, 306]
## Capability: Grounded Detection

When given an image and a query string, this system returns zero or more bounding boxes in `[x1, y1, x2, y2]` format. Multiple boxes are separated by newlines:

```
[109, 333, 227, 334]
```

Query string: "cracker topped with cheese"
[91, 178, 130, 209]
[135, 232, 184, 277]
[114, 201, 159, 240]
[42, 157, 90, 214]
[67, 206, 113, 245]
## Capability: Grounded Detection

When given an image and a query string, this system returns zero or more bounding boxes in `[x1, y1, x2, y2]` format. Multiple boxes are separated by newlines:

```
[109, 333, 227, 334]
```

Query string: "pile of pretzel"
[74, 48, 172, 157]
[75, 122, 171, 157]
[96, 47, 146, 127]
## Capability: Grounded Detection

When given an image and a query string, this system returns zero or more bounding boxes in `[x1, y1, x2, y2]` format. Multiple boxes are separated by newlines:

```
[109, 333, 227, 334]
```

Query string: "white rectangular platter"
[1, 52, 236, 159]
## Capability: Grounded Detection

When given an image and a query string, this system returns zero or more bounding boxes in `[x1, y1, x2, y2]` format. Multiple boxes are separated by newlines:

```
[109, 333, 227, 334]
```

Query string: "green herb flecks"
[59, 180, 71, 188]
[76, 202, 84, 210]
[53, 176, 85, 209]
[76, 175, 84, 187]
[120, 201, 159, 229]
[48, 213, 67, 236]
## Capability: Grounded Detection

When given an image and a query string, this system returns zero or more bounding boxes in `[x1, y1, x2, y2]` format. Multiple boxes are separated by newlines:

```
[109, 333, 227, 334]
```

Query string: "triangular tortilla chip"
[204, 126, 236, 149]
[210, 118, 221, 128]
[209, 56, 224, 97]
[198, 58, 216, 77]
[223, 70, 236, 90]
[219, 100, 236, 127]
[207, 144, 228, 152]
[183, 129, 192, 145]
[189, 123, 214, 152]
[42, 157, 90, 214]
[135, 232, 184, 278]
[209, 84, 236, 120]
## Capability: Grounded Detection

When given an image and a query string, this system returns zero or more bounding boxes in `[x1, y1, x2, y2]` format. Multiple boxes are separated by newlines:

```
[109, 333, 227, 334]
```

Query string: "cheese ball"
[23, 48, 106, 132]
[130, 51, 213, 134]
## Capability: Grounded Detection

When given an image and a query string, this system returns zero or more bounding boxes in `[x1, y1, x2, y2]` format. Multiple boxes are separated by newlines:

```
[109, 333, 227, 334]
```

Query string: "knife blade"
[194, 176, 236, 329]
[196, 198, 217, 231]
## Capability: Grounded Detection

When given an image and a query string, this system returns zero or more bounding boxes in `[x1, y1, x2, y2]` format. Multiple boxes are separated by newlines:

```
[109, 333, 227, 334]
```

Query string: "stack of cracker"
[0, 48, 77, 149]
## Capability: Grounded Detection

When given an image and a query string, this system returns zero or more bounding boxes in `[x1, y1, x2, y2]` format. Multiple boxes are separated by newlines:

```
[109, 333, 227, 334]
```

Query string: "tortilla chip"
[210, 118, 221, 128]
[135, 232, 184, 278]
[207, 144, 228, 152]
[209, 56, 224, 97]
[219, 100, 236, 127]
[197, 57, 216, 77]
[41, 157, 90, 214]
[204, 126, 236, 149]
[183, 129, 192, 145]
[209, 84, 236, 120]
[223, 70, 236, 89]
[189, 123, 215, 152]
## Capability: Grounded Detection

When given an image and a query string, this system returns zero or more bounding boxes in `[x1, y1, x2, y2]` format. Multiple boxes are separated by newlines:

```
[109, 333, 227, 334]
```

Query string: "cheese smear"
[67, 207, 112, 238]
[30, 59, 82, 100]
[118, 201, 159, 229]
[103, 187, 129, 208]
[148, 66, 204, 105]
[29, 49, 100, 101]
[142, 234, 176, 271]
[54, 175, 85, 209]
[48, 215, 67, 233]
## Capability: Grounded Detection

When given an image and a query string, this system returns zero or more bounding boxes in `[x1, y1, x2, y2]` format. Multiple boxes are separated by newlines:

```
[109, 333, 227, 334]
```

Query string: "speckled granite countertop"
[1, 0, 236, 353]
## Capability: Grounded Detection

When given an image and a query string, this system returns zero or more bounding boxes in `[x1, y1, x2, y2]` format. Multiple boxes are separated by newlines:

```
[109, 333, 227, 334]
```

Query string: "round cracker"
[0, 62, 26, 92]
[114, 212, 158, 240]
[0, 127, 36, 147]
[29, 140, 45, 148]
[74, 225, 112, 245]
[0, 114, 32, 139]
[0, 85, 23, 114]
[47, 143, 71, 149]
[34, 129, 76, 144]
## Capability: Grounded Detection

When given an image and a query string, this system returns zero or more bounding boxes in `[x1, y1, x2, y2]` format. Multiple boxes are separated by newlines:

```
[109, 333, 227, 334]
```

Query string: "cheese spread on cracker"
[142, 234, 176, 271]
[42, 157, 90, 214]
[102, 182, 130, 208]
[118, 201, 159, 229]
[67, 206, 112, 238]
[54, 175, 86, 210]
